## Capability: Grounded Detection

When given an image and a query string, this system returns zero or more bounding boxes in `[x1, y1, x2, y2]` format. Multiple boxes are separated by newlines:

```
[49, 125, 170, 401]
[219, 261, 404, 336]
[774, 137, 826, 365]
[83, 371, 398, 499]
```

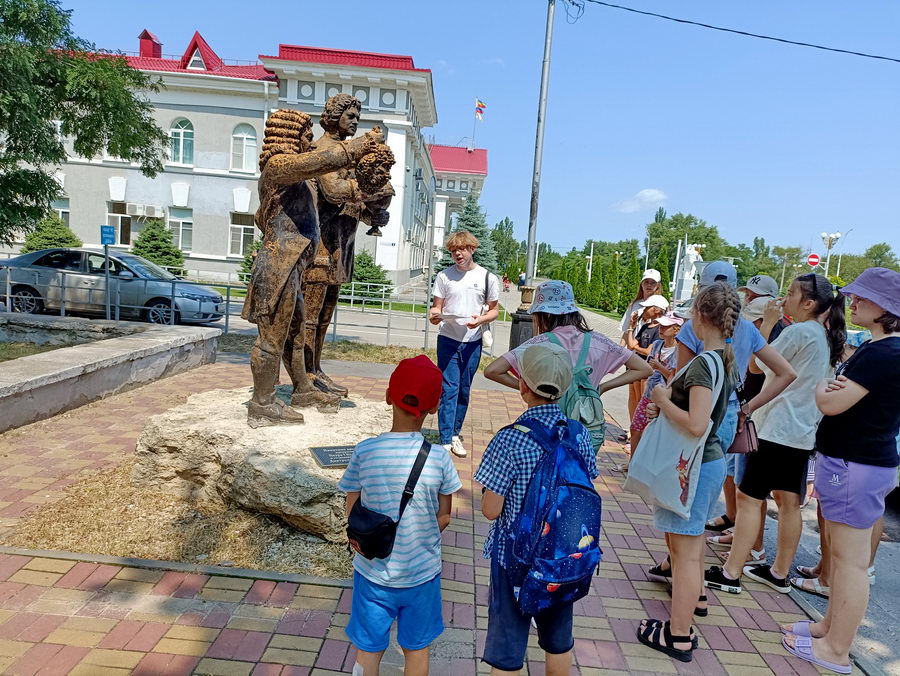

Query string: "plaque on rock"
[310, 445, 356, 469]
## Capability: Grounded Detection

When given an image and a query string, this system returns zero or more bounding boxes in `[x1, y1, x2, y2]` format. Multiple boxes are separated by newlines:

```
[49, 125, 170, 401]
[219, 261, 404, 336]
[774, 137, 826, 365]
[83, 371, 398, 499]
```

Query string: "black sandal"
[706, 514, 735, 533]
[695, 593, 708, 617]
[648, 556, 672, 578]
[636, 619, 695, 662]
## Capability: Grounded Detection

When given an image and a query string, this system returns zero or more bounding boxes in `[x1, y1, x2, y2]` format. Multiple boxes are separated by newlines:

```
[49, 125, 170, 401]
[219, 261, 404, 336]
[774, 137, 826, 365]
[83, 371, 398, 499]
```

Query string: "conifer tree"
[587, 260, 605, 308]
[239, 240, 261, 284]
[602, 258, 620, 312]
[654, 246, 671, 300]
[21, 215, 82, 253]
[619, 250, 642, 313]
[131, 219, 184, 273]
[453, 195, 498, 272]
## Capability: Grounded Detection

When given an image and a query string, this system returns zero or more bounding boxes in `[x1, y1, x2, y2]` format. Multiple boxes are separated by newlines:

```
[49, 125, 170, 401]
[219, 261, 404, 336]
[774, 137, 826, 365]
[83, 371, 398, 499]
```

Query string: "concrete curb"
[0, 545, 352, 589]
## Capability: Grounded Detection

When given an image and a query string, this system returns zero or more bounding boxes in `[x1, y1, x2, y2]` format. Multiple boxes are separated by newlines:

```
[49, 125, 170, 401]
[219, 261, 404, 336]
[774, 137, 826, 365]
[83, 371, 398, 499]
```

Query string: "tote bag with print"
[623, 351, 725, 519]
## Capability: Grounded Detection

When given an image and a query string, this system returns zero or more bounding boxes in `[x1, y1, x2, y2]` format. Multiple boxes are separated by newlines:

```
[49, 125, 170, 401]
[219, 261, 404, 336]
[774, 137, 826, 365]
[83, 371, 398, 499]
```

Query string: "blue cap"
[700, 261, 738, 288]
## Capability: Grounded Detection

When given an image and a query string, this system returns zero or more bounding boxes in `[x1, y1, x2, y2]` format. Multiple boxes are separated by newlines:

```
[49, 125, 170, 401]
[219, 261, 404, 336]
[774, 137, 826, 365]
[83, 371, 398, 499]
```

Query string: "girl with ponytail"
[706, 273, 845, 596]
[636, 282, 742, 663]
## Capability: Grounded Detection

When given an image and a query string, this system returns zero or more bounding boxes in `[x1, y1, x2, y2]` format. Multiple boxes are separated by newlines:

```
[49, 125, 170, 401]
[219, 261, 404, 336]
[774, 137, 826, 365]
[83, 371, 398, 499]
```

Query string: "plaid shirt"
[474, 404, 599, 561]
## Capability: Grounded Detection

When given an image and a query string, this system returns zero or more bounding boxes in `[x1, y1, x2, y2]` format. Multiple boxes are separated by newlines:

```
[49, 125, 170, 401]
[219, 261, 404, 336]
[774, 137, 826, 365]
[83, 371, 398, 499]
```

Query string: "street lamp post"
[835, 228, 854, 279]
[586, 241, 594, 281]
[821, 231, 842, 277]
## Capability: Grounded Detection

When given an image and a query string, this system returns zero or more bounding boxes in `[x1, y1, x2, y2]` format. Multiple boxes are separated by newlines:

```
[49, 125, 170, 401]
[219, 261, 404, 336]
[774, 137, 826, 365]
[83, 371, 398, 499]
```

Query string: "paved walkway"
[0, 362, 866, 675]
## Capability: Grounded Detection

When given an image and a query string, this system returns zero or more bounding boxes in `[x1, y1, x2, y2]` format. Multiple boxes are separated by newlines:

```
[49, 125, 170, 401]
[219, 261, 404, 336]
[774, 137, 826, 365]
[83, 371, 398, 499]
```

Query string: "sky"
[63, 0, 900, 258]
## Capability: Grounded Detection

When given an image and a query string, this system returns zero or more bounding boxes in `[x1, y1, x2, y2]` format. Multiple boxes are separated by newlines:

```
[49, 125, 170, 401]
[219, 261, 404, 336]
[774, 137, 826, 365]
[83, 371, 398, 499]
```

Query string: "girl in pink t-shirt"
[484, 280, 651, 430]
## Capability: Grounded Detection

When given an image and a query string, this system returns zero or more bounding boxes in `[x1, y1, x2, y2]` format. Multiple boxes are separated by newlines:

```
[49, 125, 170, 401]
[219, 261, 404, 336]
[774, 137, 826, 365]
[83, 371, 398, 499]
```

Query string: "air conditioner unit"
[126, 202, 144, 216]
[144, 205, 163, 218]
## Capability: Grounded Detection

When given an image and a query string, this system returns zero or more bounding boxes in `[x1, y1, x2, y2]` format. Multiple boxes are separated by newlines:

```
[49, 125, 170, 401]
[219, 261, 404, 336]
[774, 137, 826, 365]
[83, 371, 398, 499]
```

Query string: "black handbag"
[346, 438, 431, 560]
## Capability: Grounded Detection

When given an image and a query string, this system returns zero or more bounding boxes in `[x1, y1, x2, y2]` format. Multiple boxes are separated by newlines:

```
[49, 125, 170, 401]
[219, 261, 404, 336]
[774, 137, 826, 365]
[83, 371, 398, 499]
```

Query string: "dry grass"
[4, 460, 353, 578]
[0, 341, 65, 363]
[218, 336, 494, 370]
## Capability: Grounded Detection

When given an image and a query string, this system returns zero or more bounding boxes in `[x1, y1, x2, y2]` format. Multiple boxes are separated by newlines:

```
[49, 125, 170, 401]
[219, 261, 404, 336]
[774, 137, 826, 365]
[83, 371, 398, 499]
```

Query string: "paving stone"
[194, 658, 255, 676]
[262, 647, 318, 666]
[205, 576, 255, 591]
[43, 627, 105, 647]
[22, 558, 75, 574]
[164, 624, 221, 642]
[81, 647, 145, 668]
[152, 637, 211, 656]
[8, 570, 62, 587]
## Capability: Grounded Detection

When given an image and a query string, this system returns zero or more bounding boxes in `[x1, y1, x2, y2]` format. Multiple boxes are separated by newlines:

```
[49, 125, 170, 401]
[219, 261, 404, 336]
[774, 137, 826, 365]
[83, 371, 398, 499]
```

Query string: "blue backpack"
[501, 418, 602, 615]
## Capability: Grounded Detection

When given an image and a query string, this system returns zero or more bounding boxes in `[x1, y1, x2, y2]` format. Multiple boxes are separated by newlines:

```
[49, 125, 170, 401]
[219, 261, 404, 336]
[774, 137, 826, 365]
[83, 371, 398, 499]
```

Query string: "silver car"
[0, 248, 224, 324]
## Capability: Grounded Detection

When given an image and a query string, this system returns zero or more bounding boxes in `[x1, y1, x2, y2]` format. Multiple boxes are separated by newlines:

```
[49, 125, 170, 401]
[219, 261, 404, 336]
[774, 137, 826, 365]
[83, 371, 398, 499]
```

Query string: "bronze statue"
[241, 108, 381, 427]
[300, 94, 396, 397]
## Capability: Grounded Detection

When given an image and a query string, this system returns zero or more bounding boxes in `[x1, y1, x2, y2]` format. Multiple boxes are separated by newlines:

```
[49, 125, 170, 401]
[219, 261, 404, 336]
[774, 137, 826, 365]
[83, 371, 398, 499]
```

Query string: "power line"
[572, 0, 900, 65]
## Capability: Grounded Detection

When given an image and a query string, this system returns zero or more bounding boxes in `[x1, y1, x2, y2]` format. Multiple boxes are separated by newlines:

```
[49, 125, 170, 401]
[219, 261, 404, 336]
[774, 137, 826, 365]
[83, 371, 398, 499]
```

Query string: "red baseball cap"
[389, 355, 443, 416]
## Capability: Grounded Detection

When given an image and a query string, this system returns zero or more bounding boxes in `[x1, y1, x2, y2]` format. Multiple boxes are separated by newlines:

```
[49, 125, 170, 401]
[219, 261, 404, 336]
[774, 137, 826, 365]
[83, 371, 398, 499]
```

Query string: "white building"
[428, 145, 488, 251]
[6, 30, 440, 284]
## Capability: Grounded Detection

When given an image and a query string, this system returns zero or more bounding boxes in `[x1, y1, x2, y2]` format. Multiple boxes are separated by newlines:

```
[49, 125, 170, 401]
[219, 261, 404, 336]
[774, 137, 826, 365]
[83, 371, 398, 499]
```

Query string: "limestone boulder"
[133, 386, 393, 542]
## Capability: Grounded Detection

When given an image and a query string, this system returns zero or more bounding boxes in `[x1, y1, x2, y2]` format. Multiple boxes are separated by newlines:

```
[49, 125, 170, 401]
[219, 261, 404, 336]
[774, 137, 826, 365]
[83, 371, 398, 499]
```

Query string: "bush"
[343, 250, 391, 305]
[21, 215, 82, 253]
[131, 219, 185, 274]
[239, 240, 261, 284]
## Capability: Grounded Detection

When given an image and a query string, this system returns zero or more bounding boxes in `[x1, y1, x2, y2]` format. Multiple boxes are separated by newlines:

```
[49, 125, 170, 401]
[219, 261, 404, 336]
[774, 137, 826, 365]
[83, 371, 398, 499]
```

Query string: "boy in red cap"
[340, 355, 462, 675]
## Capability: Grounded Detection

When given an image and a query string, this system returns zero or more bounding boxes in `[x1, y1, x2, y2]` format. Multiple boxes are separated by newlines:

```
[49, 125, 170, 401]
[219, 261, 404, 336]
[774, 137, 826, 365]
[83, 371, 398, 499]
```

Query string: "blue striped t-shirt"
[339, 432, 462, 588]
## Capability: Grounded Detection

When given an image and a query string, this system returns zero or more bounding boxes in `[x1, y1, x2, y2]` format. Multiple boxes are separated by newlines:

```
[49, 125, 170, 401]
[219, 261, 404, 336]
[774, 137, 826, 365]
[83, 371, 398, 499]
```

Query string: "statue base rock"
[132, 386, 393, 543]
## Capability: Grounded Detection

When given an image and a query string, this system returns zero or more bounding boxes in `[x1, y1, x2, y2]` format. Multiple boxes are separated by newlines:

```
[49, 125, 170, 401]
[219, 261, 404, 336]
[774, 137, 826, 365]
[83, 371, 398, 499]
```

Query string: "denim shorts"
[654, 457, 727, 536]
[345, 571, 444, 652]
[815, 454, 899, 529]
[482, 556, 574, 671]
[719, 399, 741, 477]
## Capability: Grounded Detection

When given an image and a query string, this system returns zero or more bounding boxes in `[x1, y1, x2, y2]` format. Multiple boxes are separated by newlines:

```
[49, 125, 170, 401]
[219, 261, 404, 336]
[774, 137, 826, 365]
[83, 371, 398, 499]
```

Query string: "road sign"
[100, 225, 115, 246]
[807, 253, 820, 267]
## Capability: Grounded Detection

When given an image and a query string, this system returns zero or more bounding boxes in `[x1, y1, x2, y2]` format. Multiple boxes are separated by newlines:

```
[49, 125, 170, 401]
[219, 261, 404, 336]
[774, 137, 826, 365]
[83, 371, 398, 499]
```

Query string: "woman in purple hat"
[781, 267, 900, 674]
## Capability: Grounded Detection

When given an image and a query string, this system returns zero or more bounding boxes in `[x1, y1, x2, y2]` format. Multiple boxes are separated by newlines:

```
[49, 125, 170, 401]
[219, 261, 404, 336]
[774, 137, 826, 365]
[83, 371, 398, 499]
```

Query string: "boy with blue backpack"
[475, 342, 602, 675]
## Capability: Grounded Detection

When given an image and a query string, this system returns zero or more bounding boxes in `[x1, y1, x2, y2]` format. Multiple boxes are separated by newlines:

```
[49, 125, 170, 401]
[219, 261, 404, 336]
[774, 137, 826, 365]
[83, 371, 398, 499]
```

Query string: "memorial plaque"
[310, 445, 355, 469]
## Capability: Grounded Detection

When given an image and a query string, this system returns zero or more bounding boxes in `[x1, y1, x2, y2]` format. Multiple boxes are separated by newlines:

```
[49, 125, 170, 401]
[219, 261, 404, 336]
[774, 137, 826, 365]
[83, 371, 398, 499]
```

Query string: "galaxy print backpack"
[501, 419, 602, 614]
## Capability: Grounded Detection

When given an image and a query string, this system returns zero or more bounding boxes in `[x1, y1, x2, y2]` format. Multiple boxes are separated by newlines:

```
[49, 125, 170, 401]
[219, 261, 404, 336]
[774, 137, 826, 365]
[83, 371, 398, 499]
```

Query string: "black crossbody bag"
[346, 438, 431, 560]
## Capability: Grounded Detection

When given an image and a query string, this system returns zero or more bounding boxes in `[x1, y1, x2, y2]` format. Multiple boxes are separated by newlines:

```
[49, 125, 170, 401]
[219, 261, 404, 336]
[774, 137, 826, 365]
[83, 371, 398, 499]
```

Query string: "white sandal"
[706, 531, 734, 550]
[790, 576, 830, 598]
[722, 548, 765, 566]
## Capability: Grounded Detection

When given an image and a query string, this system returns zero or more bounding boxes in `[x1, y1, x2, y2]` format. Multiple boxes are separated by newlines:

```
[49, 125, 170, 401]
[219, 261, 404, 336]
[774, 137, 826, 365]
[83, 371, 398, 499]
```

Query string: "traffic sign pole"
[100, 225, 116, 320]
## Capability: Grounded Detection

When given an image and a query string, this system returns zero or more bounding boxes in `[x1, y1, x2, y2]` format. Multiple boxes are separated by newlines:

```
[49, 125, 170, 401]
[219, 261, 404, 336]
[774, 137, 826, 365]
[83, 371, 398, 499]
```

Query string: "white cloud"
[614, 188, 668, 213]
[483, 57, 506, 68]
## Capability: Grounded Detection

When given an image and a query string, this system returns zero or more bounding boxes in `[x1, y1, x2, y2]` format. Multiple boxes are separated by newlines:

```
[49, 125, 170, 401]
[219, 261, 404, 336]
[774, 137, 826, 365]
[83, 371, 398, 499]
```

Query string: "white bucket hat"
[529, 280, 579, 315]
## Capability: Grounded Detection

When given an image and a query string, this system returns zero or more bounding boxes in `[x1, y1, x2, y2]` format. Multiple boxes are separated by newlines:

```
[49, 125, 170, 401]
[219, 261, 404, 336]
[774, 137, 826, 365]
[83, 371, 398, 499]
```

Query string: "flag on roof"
[475, 98, 487, 120]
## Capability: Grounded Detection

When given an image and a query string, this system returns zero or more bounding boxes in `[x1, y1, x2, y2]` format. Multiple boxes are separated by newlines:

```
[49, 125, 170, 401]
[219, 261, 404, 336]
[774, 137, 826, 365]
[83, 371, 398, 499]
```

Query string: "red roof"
[124, 30, 275, 81]
[261, 44, 430, 73]
[428, 145, 488, 176]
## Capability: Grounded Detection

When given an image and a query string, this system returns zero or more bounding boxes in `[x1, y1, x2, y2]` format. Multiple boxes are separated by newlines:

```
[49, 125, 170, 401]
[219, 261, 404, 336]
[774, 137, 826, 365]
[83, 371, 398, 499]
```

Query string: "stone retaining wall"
[0, 313, 143, 346]
[0, 314, 220, 433]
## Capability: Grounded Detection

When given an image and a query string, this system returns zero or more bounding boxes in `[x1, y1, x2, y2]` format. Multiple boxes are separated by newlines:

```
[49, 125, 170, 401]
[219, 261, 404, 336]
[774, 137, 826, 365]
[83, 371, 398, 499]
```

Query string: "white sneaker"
[450, 436, 467, 458]
[442, 443, 453, 455]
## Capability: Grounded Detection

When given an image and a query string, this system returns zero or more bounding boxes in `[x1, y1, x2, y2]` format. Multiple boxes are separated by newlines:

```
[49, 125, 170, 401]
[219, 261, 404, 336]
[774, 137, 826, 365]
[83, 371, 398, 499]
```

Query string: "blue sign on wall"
[100, 225, 115, 246]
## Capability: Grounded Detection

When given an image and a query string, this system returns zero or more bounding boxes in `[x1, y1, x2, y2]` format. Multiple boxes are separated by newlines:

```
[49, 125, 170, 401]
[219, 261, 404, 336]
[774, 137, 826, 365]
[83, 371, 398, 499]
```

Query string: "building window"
[169, 118, 194, 165]
[52, 198, 70, 227]
[231, 124, 258, 173]
[379, 88, 397, 108]
[278, 78, 288, 99]
[168, 207, 193, 252]
[326, 83, 342, 99]
[460, 181, 469, 191]
[435, 179, 442, 188]
[229, 212, 256, 257]
[447, 179, 455, 190]
[297, 81, 315, 101]
[187, 49, 205, 70]
[353, 87, 370, 105]
[107, 202, 132, 245]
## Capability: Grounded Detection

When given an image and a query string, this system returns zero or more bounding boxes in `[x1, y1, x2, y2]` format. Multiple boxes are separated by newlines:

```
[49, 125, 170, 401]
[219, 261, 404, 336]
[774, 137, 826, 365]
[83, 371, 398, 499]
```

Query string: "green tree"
[601, 258, 620, 313]
[490, 217, 519, 273]
[862, 243, 898, 269]
[131, 219, 184, 273]
[654, 246, 671, 300]
[20, 214, 82, 252]
[0, 0, 168, 244]
[772, 246, 806, 291]
[238, 240, 261, 284]
[646, 212, 728, 273]
[345, 249, 391, 305]
[453, 195, 498, 272]
[618, 250, 641, 313]
[587, 258, 605, 308]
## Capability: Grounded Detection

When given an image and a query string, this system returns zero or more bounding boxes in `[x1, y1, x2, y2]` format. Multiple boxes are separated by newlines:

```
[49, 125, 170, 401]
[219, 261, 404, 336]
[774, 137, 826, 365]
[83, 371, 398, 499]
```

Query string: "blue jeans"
[437, 335, 482, 444]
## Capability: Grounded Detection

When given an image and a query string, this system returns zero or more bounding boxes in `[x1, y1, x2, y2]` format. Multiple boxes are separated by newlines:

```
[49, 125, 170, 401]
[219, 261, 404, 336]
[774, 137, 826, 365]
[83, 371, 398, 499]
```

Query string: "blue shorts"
[483, 556, 574, 671]
[345, 571, 443, 652]
[654, 457, 727, 536]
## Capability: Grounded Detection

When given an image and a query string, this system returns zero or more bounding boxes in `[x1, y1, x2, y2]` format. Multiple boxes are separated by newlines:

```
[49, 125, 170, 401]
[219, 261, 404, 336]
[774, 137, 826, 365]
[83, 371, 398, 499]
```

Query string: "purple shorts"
[815, 454, 899, 529]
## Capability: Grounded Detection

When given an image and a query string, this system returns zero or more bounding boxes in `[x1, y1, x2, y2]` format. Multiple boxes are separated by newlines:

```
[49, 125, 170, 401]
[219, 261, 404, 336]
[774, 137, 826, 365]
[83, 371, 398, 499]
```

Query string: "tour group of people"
[338, 230, 900, 675]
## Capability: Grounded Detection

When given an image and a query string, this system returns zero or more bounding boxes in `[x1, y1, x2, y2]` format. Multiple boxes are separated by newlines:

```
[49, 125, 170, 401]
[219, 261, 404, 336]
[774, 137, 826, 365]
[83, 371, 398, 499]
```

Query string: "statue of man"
[241, 108, 381, 427]
[299, 94, 395, 396]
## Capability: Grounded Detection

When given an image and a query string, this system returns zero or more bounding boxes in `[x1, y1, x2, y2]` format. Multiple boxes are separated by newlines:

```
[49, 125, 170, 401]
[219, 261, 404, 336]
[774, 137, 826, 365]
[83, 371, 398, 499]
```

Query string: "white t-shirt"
[619, 300, 645, 334]
[754, 320, 833, 450]
[432, 265, 500, 343]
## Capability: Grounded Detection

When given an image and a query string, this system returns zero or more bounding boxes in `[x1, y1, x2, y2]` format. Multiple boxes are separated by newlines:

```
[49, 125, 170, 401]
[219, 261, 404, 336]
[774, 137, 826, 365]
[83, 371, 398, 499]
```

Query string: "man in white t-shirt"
[429, 231, 500, 457]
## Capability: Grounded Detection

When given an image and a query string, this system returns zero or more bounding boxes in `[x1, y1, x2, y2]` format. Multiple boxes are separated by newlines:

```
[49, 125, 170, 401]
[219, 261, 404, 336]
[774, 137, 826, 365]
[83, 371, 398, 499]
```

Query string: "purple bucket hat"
[529, 280, 578, 315]
[840, 267, 900, 317]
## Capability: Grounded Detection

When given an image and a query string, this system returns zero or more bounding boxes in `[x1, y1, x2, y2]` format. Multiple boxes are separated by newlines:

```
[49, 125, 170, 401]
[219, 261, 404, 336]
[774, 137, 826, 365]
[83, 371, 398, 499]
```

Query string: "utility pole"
[587, 241, 594, 281]
[525, 0, 556, 285]
[644, 236, 650, 270]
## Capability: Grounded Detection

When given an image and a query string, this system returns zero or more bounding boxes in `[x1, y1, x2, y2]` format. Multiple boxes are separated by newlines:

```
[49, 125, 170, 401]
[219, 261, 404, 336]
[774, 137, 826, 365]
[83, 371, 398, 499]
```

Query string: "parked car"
[0, 248, 224, 324]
